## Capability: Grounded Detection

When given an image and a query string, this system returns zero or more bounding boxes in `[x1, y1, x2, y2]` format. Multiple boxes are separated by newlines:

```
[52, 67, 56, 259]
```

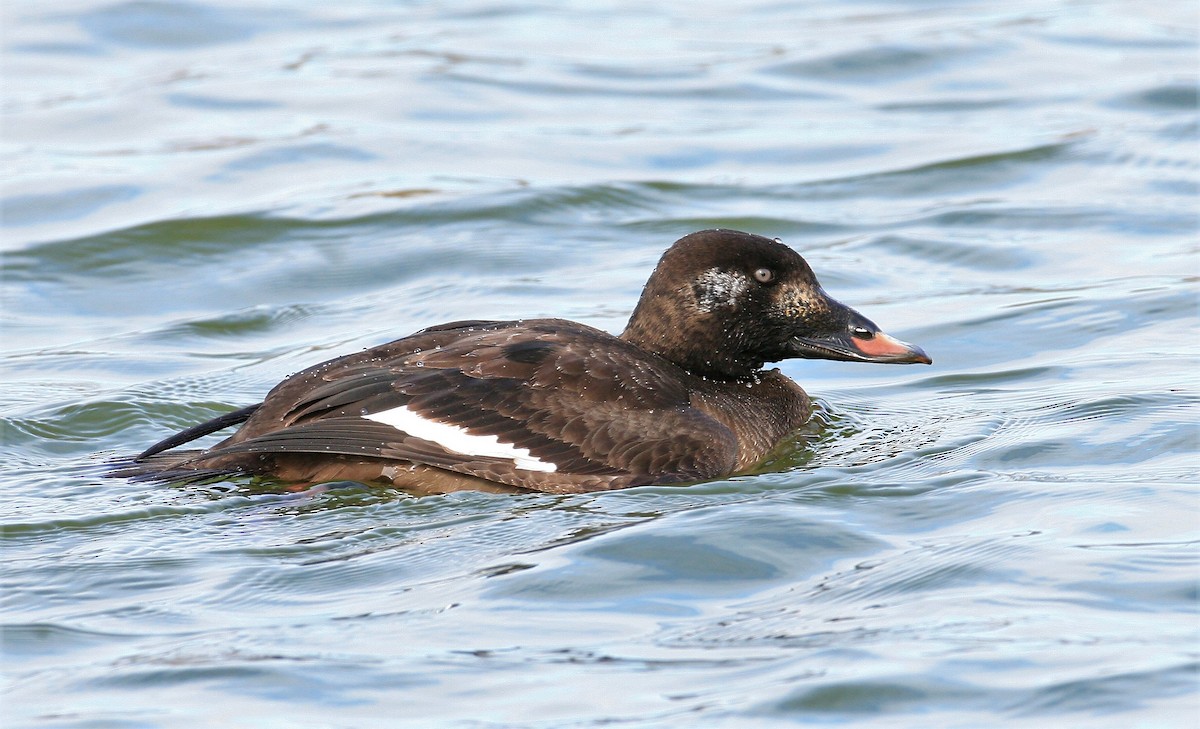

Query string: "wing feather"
[189, 319, 739, 488]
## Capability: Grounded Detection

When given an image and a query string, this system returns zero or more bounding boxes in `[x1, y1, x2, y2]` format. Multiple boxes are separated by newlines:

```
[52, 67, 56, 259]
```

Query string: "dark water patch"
[488, 182, 669, 219]
[338, 182, 691, 234]
[2, 344, 279, 390]
[786, 141, 1076, 200]
[487, 505, 885, 606]
[666, 601, 1013, 653]
[1, 205, 526, 281]
[0, 497, 254, 540]
[195, 559, 406, 612]
[3, 395, 255, 456]
[1109, 84, 1200, 113]
[142, 489, 662, 600]
[1155, 118, 1199, 141]
[362, 183, 668, 227]
[644, 142, 889, 172]
[636, 215, 850, 241]
[1146, 177, 1200, 197]
[1, 185, 142, 228]
[210, 143, 378, 181]
[158, 304, 322, 340]
[1009, 662, 1199, 717]
[441, 70, 826, 101]
[1039, 29, 1197, 51]
[4, 213, 337, 278]
[568, 60, 708, 83]
[788, 472, 1002, 531]
[798, 397, 955, 475]
[76, 1, 285, 49]
[794, 373, 1195, 506]
[858, 234, 1033, 270]
[3, 556, 205, 621]
[906, 285, 1196, 370]
[918, 366, 1064, 391]
[165, 92, 282, 111]
[921, 204, 1197, 235]
[5, 208, 621, 325]
[1026, 391, 1199, 430]
[832, 377, 1200, 484]
[968, 391, 1199, 472]
[768, 676, 986, 715]
[766, 44, 978, 85]
[803, 534, 1032, 606]
[1055, 576, 1199, 614]
[879, 96, 1023, 113]
[9, 41, 107, 56]
[82, 654, 397, 706]
[1, 623, 138, 659]
[1100, 146, 1200, 175]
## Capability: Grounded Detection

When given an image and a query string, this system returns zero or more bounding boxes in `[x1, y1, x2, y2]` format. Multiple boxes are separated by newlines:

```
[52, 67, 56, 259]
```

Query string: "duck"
[120, 229, 930, 494]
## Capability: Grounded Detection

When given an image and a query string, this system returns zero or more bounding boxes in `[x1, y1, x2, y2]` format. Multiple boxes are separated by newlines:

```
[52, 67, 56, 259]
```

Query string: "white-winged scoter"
[122, 230, 931, 494]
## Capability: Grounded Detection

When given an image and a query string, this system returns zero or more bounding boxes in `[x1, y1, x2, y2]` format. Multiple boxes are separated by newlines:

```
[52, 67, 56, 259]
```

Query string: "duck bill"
[789, 330, 932, 365]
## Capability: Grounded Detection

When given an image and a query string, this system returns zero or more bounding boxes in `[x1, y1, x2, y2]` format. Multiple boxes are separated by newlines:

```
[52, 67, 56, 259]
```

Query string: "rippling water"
[3, 1, 1197, 727]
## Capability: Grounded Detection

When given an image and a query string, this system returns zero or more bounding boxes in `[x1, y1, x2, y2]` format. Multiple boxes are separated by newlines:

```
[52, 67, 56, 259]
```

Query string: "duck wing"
[169, 319, 739, 492]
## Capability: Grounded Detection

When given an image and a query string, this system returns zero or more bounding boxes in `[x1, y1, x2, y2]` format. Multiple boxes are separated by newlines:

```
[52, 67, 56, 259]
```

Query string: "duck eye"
[753, 267, 775, 284]
[851, 325, 874, 340]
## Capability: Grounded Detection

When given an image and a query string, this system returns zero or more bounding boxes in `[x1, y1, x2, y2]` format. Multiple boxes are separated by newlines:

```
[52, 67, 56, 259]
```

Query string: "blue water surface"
[2, 1, 1197, 727]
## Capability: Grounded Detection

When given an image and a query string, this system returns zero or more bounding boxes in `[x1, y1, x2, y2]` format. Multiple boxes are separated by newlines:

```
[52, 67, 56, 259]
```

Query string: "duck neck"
[620, 303, 761, 382]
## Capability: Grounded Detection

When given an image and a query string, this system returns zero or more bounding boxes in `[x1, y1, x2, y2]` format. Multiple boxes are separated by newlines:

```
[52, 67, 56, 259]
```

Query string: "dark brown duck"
[121, 230, 931, 494]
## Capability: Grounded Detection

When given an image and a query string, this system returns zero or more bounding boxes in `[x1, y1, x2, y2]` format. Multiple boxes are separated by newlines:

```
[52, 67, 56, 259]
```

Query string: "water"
[2, 1, 1197, 726]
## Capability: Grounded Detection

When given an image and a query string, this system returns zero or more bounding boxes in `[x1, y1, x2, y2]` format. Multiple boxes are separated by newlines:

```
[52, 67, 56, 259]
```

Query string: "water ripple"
[4, 0, 1197, 725]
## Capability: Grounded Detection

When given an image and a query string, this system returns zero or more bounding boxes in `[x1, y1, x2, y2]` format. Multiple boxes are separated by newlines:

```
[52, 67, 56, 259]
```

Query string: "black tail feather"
[137, 403, 261, 459]
[109, 450, 244, 484]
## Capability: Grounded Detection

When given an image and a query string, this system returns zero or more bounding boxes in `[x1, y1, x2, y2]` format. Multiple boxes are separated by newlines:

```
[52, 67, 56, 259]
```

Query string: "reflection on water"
[2, 0, 1197, 726]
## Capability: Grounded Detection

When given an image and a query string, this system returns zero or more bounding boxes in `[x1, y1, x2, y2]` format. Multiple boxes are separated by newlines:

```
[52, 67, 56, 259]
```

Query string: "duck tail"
[136, 403, 261, 459]
[108, 450, 234, 483]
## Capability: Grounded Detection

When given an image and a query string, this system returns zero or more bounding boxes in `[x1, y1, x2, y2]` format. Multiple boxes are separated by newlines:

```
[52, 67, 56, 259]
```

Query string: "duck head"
[620, 229, 932, 379]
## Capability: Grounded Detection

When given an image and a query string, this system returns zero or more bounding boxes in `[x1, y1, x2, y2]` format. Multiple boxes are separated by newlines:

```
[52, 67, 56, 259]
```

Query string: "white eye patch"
[693, 268, 749, 313]
[364, 405, 557, 472]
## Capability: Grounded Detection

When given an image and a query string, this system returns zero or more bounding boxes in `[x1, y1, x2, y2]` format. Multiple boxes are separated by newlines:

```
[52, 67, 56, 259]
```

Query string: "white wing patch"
[364, 405, 557, 473]
[694, 268, 748, 313]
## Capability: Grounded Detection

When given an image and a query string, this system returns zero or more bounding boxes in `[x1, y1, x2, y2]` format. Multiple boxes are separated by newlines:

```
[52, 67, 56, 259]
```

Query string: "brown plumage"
[118, 230, 930, 494]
